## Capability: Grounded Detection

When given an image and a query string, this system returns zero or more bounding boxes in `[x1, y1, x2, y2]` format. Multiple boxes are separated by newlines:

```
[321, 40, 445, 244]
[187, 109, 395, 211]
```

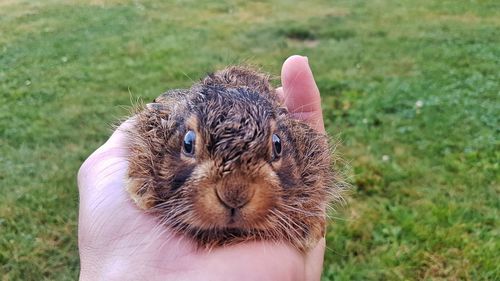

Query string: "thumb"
[277, 55, 325, 133]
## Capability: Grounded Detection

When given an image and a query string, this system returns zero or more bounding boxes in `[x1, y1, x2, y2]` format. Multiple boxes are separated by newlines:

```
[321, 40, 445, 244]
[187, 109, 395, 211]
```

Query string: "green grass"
[1, 0, 498, 280]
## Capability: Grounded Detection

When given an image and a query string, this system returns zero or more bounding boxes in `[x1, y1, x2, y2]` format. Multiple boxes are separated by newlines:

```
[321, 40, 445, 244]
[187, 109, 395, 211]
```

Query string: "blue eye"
[183, 130, 196, 156]
[272, 134, 282, 158]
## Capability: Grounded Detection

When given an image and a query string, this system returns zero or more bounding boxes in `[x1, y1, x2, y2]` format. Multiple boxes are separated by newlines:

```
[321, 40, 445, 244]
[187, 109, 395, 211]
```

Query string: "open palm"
[78, 55, 326, 281]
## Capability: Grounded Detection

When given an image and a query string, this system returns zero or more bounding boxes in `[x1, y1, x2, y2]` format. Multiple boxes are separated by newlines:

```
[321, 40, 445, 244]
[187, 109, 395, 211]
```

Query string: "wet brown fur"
[125, 66, 342, 252]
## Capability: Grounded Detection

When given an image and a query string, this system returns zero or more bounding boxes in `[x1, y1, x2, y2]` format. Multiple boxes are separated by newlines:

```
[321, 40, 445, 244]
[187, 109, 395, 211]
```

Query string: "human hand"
[77, 55, 326, 281]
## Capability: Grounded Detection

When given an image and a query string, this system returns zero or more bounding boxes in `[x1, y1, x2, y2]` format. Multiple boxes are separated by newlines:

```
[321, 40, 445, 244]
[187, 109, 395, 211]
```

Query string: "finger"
[77, 118, 135, 193]
[304, 238, 326, 281]
[99, 117, 136, 151]
[281, 55, 325, 133]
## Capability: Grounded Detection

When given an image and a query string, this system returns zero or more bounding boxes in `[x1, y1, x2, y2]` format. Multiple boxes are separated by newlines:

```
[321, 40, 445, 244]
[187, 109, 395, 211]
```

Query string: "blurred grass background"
[0, 0, 498, 280]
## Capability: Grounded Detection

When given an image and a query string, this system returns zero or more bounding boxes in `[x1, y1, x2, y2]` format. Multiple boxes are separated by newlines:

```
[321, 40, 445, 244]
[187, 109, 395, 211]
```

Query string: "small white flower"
[61, 56, 68, 63]
[415, 100, 424, 108]
[362, 118, 368, 124]
[382, 155, 390, 162]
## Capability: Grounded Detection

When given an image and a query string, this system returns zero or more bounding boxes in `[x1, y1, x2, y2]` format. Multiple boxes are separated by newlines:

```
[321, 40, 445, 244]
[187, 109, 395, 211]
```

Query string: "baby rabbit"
[126, 67, 341, 252]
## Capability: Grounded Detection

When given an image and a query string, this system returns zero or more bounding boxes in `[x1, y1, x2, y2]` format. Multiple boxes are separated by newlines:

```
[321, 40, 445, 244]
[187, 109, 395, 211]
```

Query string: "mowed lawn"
[0, 0, 498, 280]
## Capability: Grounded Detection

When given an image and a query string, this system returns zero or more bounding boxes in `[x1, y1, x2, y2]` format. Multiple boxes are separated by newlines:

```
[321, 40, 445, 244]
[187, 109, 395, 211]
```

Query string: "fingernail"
[302, 56, 309, 63]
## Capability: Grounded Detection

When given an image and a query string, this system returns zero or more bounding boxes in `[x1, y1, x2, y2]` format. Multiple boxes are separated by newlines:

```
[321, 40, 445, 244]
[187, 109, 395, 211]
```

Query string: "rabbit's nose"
[216, 185, 254, 210]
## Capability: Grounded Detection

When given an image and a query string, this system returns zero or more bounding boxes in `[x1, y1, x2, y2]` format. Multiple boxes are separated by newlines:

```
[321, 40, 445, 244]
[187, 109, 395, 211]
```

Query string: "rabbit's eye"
[272, 133, 282, 159]
[183, 130, 196, 156]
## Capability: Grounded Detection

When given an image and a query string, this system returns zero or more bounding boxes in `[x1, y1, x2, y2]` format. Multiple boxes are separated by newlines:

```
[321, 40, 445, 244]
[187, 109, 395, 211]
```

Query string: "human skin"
[77, 55, 326, 281]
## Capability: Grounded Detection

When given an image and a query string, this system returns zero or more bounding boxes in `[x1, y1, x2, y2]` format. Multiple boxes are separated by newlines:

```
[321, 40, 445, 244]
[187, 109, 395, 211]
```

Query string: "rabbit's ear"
[145, 102, 167, 111]
[126, 91, 183, 210]
[125, 177, 158, 210]
[154, 89, 190, 103]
